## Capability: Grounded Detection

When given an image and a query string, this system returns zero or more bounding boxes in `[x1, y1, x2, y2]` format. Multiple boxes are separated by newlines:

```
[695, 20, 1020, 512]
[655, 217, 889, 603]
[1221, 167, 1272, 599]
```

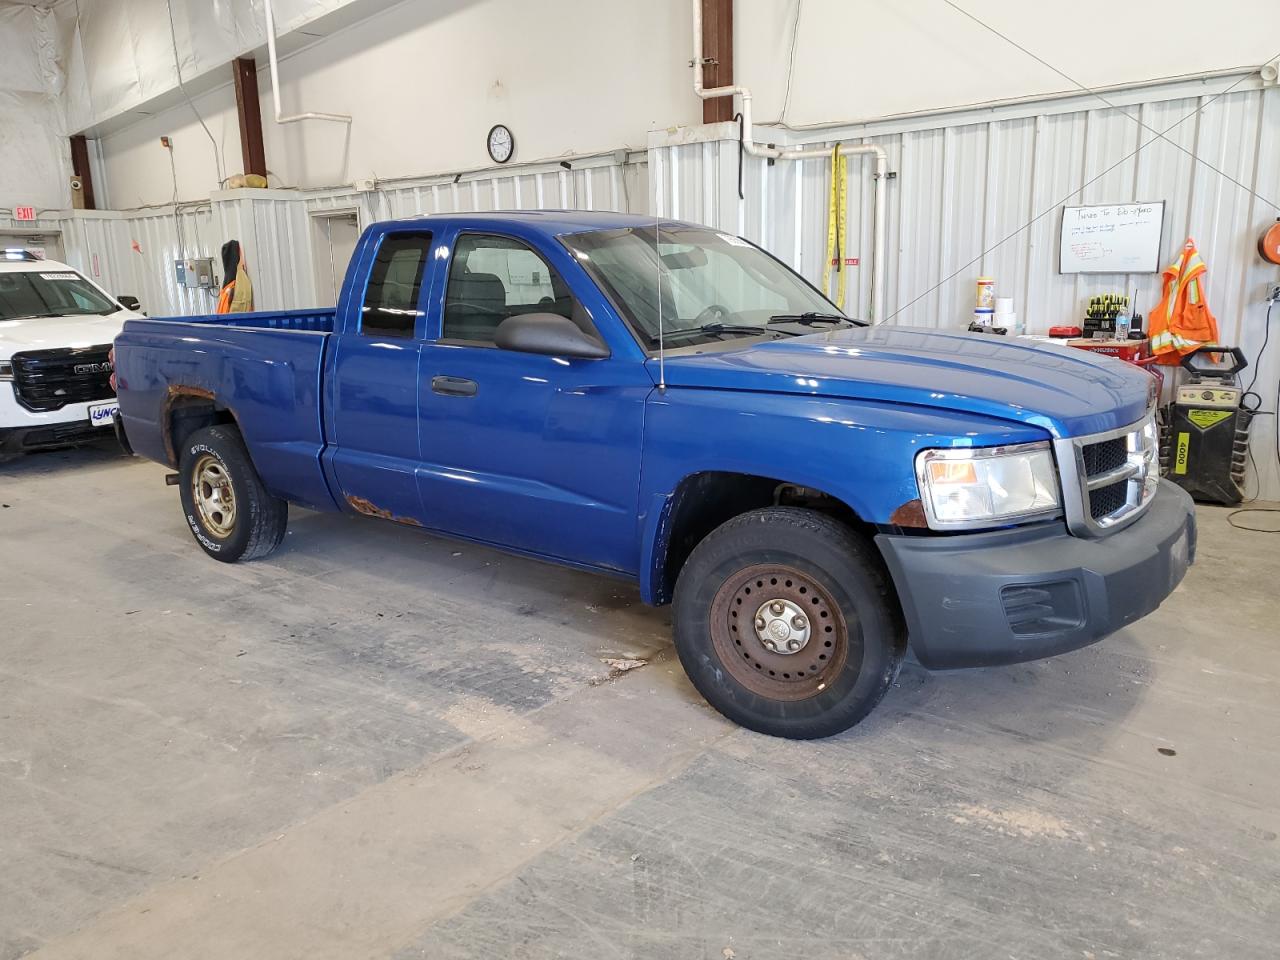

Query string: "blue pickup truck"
[114, 211, 1195, 738]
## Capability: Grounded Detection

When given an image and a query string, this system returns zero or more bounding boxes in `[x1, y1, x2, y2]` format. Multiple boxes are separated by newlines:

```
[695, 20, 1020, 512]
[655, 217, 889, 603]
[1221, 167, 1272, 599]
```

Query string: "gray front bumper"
[875, 480, 1196, 669]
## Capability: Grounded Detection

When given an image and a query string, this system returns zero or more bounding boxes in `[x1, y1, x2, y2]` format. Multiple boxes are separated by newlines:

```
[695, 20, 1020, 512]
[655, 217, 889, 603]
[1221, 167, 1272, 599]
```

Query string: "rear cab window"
[361, 232, 432, 338]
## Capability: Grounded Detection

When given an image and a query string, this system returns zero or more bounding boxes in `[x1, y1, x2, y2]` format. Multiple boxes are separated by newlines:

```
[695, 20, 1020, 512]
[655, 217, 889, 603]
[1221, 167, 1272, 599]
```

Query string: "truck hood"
[0, 312, 135, 360]
[650, 326, 1154, 438]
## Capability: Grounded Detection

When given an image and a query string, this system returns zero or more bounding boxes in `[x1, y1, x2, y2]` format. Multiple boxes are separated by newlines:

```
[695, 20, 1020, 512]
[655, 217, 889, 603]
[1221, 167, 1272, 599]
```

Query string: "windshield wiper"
[767, 312, 863, 327]
[2, 312, 63, 322]
[651, 323, 799, 344]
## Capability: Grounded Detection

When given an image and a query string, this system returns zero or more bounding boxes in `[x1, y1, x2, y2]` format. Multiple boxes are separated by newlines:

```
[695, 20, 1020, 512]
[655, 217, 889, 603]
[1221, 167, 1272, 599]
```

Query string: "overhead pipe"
[263, 0, 351, 126]
[691, 0, 889, 324]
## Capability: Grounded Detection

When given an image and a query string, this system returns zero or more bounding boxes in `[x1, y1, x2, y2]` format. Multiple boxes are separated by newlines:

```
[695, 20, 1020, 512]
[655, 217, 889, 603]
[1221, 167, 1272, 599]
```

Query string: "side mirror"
[495, 312, 610, 359]
[118, 295, 142, 311]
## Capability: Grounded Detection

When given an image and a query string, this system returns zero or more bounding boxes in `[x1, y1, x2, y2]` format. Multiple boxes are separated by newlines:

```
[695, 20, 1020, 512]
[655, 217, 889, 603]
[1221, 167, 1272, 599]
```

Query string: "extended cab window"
[361, 232, 431, 338]
[442, 234, 578, 344]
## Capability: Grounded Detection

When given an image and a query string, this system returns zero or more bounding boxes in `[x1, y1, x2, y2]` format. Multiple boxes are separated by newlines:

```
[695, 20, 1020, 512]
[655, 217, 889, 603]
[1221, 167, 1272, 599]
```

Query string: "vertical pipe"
[264, 0, 351, 125]
[871, 153, 887, 324]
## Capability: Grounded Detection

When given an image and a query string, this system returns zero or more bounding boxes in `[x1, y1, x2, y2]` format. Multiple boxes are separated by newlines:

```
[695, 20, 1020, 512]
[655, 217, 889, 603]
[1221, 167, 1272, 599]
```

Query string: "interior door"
[312, 212, 361, 306]
[416, 231, 650, 573]
[328, 230, 434, 524]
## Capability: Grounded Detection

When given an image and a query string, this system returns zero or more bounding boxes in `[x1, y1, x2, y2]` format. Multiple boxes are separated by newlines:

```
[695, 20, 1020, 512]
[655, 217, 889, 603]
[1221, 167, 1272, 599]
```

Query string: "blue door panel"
[416, 346, 650, 572]
[328, 336, 425, 521]
[325, 229, 436, 524]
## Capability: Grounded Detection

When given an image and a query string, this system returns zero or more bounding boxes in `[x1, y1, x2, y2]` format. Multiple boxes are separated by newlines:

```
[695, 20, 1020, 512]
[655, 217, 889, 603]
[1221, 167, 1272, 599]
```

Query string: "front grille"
[1058, 415, 1158, 536]
[11, 345, 114, 412]
[1089, 479, 1129, 520]
[1081, 437, 1127, 477]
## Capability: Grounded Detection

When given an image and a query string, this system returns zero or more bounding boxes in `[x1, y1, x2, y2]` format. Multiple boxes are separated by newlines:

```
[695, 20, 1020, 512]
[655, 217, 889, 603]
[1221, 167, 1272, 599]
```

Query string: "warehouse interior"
[2, 1, 1279, 957]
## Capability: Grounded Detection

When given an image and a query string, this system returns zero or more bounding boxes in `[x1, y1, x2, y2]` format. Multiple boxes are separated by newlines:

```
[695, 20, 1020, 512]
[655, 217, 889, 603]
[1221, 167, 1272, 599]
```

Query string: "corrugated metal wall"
[650, 76, 1280, 499]
[40, 76, 1280, 499]
[59, 206, 222, 317]
[53, 151, 648, 319]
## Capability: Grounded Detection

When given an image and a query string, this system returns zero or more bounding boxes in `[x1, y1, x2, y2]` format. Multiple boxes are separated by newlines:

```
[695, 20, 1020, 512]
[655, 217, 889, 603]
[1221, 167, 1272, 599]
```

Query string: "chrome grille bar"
[1054, 414, 1160, 537]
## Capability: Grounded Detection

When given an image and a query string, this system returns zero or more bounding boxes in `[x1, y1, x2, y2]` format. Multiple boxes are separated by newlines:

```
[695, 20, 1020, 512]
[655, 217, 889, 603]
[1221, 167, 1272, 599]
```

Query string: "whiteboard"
[1059, 202, 1165, 274]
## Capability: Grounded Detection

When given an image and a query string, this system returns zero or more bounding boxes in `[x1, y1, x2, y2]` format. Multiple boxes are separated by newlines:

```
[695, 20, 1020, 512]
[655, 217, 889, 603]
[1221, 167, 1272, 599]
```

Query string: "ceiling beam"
[232, 57, 267, 178]
[699, 0, 734, 124]
[68, 134, 96, 210]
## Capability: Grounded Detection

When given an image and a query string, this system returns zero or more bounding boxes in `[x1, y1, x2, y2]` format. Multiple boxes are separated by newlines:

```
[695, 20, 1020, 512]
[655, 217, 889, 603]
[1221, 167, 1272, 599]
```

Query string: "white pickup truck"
[0, 250, 143, 462]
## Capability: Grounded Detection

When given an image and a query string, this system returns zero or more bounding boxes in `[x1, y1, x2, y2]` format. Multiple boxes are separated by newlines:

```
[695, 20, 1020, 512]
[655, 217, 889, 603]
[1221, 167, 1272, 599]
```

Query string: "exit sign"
[12, 206, 35, 222]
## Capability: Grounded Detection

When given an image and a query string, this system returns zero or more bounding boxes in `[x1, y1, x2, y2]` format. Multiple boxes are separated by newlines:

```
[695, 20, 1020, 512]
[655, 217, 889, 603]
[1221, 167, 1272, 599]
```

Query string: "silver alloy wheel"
[192, 453, 237, 538]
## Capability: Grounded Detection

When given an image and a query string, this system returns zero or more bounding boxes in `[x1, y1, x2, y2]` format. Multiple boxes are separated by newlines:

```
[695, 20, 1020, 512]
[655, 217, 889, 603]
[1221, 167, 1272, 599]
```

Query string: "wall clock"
[487, 124, 514, 164]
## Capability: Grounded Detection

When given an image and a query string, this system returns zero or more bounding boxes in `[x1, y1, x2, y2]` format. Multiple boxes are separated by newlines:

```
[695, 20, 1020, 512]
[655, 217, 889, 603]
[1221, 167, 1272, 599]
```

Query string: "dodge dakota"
[113, 212, 1195, 738]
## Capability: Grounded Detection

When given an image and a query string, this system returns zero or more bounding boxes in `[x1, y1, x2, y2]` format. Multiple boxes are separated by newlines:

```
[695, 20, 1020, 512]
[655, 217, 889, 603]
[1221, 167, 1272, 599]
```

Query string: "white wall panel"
[0, 5, 72, 211]
[87, 0, 689, 206]
[651, 78, 1280, 498]
[62, 206, 222, 317]
[736, 0, 1280, 129]
[61, 154, 647, 319]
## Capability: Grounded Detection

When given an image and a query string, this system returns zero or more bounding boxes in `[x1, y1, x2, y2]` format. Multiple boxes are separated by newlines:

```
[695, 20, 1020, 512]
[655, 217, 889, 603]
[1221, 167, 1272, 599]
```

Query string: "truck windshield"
[0, 270, 121, 322]
[561, 225, 856, 347]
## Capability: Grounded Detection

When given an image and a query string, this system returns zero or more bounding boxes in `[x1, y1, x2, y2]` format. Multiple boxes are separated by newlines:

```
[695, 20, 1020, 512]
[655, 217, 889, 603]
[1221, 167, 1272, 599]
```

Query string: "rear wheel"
[178, 424, 287, 562]
[673, 507, 905, 739]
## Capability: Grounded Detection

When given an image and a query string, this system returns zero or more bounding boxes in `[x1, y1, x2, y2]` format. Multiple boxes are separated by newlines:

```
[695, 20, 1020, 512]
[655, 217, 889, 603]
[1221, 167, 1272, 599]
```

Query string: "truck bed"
[114, 308, 338, 511]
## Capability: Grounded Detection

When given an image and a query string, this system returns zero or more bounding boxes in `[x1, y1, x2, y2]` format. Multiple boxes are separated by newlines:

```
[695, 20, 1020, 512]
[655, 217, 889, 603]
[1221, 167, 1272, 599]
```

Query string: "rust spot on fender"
[161, 385, 219, 465]
[346, 495, 393, 519]
[889, 498, 928, 528]
[346, 495, 422, 527]
[167, 384, 215, 401]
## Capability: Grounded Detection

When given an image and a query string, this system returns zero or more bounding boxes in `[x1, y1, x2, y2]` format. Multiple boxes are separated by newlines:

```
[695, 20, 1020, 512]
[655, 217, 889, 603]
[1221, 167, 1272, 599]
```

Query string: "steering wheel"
[695, 303, 734, 324]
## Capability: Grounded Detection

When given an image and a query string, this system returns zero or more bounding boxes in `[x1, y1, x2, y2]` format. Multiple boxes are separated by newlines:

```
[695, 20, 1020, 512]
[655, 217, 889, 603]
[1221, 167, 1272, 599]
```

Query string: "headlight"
[915, 442, 1060, 529]
[0, 361, 12, 381]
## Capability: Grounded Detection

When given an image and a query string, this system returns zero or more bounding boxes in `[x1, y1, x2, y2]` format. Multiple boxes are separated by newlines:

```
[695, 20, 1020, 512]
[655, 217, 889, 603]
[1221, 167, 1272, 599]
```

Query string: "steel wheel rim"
[192, 454, 237, 538]
[709, 563, 851, 701]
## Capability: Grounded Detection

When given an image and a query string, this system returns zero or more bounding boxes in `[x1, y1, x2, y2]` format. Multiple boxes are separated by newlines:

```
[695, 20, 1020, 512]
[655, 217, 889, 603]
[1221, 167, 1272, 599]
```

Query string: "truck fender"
[160, 385, 236, 467]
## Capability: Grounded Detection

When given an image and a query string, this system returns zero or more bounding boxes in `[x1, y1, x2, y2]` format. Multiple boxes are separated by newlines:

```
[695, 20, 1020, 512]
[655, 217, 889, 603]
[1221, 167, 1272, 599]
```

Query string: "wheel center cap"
[752, 597, 811, 655]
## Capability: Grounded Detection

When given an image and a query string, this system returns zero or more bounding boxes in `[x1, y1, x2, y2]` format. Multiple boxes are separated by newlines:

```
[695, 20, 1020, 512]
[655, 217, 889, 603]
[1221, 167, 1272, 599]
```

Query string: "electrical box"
[175, 258, 216, 289]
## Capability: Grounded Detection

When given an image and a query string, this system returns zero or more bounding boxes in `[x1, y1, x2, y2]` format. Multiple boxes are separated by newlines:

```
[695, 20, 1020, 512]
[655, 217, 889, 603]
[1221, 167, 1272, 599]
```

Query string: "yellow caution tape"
[822, 144, 849, 309]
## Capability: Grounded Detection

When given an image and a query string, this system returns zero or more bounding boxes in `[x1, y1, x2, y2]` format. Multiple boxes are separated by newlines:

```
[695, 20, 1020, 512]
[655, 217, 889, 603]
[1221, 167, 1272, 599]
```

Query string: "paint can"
[976, 276, 995, 310]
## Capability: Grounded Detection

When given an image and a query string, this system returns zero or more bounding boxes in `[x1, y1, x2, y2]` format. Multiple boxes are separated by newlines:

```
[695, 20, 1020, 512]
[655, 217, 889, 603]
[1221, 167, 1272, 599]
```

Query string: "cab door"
[416, 230, 650, 573]
[326, 230, 434, 523]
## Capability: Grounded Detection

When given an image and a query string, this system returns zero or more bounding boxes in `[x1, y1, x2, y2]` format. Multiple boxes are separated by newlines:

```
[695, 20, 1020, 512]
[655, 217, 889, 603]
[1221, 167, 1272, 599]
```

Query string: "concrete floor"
[1, 441, 1277, 960]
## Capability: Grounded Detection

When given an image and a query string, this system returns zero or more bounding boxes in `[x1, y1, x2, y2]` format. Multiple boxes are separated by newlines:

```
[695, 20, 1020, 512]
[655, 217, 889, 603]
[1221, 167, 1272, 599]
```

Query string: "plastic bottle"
[1115, 311, 1131, 342]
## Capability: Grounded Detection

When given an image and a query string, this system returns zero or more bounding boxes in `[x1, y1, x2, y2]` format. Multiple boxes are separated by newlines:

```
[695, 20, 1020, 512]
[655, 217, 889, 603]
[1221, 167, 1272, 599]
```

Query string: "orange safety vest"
[215, 280, 235, 314]
[1148, 239, 1218, 366]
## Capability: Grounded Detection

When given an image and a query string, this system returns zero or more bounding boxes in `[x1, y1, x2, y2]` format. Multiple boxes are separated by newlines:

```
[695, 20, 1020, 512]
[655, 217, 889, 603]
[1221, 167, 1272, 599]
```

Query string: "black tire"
[178, 424, 287, 563]
[672, 507, 905, 739]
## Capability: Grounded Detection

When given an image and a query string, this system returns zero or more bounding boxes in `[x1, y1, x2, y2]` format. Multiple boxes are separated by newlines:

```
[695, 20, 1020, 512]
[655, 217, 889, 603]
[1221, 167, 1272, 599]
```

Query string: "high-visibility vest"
[1149, 239, 1218, 365]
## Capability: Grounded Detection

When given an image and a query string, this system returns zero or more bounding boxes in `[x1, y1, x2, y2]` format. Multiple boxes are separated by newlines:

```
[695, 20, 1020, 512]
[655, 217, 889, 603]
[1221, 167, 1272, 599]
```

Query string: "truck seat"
[445, 270, 508, 340]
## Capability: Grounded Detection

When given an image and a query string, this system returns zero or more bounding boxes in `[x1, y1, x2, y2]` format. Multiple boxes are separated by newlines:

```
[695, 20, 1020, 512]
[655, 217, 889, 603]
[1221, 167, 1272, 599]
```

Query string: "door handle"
[432, 375, 478, 397]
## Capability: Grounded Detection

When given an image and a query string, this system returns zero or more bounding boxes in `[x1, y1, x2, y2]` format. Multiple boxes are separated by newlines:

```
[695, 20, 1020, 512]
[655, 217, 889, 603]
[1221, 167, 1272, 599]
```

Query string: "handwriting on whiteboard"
[1060, 202, 1164, 274]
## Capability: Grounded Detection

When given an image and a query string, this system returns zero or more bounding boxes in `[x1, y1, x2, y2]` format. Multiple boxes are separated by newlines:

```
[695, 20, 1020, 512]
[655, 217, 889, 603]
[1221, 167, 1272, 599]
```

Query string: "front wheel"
[178, 424, 288, 563]
[673, 507, 905, 739]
